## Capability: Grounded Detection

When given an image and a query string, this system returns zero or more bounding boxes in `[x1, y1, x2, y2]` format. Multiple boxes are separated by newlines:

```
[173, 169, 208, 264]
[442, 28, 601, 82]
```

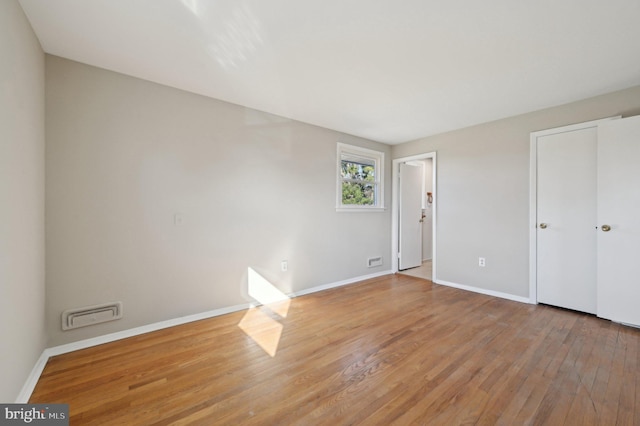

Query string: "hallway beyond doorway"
[399, 260, 432, 281]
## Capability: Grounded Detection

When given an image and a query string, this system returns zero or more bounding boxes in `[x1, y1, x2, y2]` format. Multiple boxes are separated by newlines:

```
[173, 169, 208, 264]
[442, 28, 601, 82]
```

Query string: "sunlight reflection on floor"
[238, 307, 283, 357]
[238, 267, 291, 357]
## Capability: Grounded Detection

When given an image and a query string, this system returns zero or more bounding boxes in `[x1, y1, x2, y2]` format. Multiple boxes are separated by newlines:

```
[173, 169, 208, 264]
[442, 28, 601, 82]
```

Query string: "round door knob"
[539, 223, 548, 229]
[601, 224, 611, 232]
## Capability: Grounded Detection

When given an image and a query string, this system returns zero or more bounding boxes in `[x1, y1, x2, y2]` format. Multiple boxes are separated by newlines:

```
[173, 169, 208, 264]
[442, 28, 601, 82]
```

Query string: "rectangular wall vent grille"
[367, 256, 383, 268]
[62, 302, 123, 330]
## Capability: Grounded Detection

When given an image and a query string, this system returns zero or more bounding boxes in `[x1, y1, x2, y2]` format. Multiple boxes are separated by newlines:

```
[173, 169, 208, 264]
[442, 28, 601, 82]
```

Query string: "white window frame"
[336, 143, 385, 212]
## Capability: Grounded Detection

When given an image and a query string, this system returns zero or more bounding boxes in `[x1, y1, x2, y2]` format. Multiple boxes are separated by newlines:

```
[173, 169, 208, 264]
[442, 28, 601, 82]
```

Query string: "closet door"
[535, 125, 598, 314]
[597, 115, 640, 326]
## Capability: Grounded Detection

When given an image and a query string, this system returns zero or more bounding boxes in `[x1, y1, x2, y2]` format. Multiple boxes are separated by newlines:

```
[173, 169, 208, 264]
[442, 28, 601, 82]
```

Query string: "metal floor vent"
[367, 256, 383, 267]
[62, 302, 123, 330]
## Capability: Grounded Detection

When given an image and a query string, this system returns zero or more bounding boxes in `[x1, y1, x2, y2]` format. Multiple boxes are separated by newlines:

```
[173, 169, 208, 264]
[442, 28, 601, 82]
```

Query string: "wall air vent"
[367, 256, 383, 268]
[62, 302, 123, 330]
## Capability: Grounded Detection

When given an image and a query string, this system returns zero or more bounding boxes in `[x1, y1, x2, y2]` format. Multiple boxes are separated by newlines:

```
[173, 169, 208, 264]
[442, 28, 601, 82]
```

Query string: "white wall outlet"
[281, 260, 288, 272]
[174, 213, 183, 226]
[479, 257, 486, 267]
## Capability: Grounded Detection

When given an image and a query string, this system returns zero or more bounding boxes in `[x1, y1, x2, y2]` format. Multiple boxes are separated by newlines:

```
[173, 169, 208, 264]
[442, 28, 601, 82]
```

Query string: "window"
[337, 143, 384, 211]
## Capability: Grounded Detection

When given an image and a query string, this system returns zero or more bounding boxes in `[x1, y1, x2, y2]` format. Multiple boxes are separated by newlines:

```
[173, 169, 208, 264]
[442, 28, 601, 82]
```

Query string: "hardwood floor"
[30, 274, 640, 425]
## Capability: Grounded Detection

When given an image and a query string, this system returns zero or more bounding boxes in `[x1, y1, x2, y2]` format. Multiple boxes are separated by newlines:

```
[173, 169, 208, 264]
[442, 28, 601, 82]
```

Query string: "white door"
[597, 115, 640, 326]
[399, 163, 423, 270]
[536, 125, 598, 313]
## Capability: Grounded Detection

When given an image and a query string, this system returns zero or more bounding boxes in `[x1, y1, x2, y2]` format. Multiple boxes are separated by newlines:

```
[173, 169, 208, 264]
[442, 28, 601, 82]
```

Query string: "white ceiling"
[18, 0, 640, 144]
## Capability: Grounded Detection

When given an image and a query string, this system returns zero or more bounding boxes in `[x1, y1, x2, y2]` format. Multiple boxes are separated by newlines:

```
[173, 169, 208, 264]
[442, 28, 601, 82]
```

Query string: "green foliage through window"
[337, 143, 384, 210]
[341, 160, 376, 205]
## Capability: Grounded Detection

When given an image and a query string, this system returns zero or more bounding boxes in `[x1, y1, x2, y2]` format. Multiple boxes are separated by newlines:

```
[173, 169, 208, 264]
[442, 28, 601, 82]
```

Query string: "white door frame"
[392, 152, 437, 278]
[528, 116, 620, 304]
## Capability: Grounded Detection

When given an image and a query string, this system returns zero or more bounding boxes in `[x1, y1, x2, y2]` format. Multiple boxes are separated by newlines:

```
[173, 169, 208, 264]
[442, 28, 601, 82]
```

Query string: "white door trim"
[529, 117, 620, 304]
[392, 152, 437, 278]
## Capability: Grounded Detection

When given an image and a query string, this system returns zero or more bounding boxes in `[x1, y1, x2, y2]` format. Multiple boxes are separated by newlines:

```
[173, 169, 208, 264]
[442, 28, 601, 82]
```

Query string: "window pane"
[342, 181, 376, 205]
[341, 159, 376, 181]
[337, 143, 384, 210]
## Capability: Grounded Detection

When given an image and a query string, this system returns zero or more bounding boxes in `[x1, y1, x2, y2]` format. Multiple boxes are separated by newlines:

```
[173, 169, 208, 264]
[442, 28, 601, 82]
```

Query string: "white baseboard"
[46, 302, 253, 357]
[15, 351, 50, 403]
[434, 279, 532, 305]
[15, 302, 252, 403]
[292, 270, 393, 297]
[18, 270, 393, 402]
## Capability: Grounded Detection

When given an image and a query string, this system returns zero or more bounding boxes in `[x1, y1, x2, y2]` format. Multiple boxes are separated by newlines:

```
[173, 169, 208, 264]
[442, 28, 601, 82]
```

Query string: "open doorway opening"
[392, 152, 436, 281]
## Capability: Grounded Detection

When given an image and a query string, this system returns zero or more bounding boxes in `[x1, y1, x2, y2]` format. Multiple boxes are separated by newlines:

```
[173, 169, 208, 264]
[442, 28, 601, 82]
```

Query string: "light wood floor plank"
[30, 274, 640, 425]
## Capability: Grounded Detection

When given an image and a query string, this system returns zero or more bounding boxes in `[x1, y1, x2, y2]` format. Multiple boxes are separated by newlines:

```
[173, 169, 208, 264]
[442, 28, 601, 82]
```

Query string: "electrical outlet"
[479, 257, 486, 267]
[281, 260, 288, 272]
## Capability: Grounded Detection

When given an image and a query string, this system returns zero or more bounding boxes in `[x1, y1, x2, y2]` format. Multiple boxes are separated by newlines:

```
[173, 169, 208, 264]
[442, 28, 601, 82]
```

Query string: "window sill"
[336, 206, 386, 213]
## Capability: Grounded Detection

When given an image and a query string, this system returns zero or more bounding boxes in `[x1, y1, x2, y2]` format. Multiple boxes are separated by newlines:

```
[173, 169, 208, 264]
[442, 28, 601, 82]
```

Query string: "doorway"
[392, 152, 436, 281]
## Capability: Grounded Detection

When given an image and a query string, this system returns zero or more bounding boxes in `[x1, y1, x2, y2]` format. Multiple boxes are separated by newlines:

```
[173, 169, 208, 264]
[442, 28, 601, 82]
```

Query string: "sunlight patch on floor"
[239, 267, 291, 357]
[238, 307, 283, 357]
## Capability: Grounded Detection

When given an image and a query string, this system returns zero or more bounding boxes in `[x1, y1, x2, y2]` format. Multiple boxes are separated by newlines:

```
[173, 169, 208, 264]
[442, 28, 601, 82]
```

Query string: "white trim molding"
[17, 270, 392, 402]
[336, 142, 385, 211]
[434, 279, 532, 305]
[292, 270, 393, 297]
[391, 152, 437, 278]
[46, 303, 254, 358]
[15, 352, 50, 403]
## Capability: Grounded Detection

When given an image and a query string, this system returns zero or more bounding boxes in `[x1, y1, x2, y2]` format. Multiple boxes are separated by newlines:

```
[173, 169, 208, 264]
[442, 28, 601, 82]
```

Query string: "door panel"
[597, 115, 640, 326]
[536, 127, 597, 314]
[399, 163, 422, 270]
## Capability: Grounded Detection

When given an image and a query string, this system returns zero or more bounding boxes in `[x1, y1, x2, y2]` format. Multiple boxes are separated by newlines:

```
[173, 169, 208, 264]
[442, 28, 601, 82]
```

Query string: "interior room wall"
[45, 55, 392, 346]
[392, 85, 640, 299]
[0, 0, 46, 402]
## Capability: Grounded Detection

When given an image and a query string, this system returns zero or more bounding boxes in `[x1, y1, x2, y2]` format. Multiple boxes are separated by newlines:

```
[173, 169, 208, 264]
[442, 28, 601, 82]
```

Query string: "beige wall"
[393, 86, 640, 298]
[45, 56, 392, 346]
[0, 0, 46, 402]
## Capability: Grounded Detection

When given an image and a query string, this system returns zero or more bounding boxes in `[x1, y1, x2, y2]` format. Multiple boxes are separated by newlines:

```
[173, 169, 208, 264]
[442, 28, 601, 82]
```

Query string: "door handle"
[539, 223, 548, 229]
[601, 224, 611, 232]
